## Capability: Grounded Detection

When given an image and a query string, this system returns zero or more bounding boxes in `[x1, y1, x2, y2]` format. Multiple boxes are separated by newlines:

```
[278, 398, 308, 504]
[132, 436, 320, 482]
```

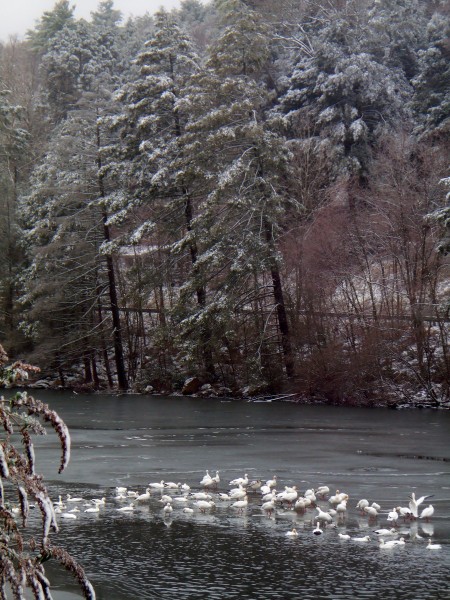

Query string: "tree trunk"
[96, 119, 128, 390]
[264, 218, 295, 378]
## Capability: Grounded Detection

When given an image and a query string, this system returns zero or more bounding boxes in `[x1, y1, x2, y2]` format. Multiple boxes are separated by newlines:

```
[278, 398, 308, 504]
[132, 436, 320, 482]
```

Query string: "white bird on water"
[419, 505, 434, 522]
[374, 528, 398, 536]
[116, 504, 134, 512]
[313, 522, 323, 536]
[316, 506, 333, 524]
[352, 535, 371, 542]
[427, 539, 441, 550]
[232, 496, 248, 513]
[66, 494, 83, 503]
[338, 533, 351, 540]
[286, 528, 298, 537]
[149, 480, 165, 490]
[387, 508, 399, 525]
[85, 505, 100, 514]
[200, 471, 213, 487]
[409, 492, 434, 519]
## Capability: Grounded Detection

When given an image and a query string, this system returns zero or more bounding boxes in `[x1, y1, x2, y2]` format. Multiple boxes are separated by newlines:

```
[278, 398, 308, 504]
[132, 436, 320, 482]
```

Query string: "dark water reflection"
[26, 392, 450, 599]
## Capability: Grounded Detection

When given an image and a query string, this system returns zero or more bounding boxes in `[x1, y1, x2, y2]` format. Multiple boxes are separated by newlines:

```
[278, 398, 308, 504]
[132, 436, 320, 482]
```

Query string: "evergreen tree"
[0, 88, 28, 351]
[27, 0, 76, 53]
[278, 1, 411, 179]
[174, 0, 297, 383]
[411, 12, 450, 139]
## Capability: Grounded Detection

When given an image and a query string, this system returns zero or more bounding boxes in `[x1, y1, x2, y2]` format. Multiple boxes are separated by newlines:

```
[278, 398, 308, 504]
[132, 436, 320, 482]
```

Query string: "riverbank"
[10, 375, 450, 410]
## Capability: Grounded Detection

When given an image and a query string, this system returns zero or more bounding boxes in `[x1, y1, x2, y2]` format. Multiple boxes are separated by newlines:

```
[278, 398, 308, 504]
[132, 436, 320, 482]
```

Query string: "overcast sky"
[1, 0, 183, 43]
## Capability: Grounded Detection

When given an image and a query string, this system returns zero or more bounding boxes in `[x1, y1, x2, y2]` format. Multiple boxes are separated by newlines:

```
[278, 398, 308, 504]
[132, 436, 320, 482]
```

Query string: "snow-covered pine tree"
[174, 0, 297, 385]
[103, 9, 206, 382]
[278, 0, 412, 181]
[411, 12, 450, 140]
[27, 0, 76, 53]
[0, 88, 29, 351]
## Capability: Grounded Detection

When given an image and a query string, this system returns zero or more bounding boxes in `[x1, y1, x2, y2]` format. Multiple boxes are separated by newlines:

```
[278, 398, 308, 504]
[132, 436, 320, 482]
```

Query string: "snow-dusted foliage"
[0, 348, 95, 598]
[411, 13, 450, 139]
[277, 1, 416, 179]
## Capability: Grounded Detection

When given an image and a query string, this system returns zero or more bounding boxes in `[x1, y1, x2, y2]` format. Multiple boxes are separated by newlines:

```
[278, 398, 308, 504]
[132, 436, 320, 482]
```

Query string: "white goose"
[313, 522, 323, 536]
[419, 505, 434, 522]
[387, 508, 399, 525]
[149, 480, 165, 490]
[427, 539, 441, 550]
[316, 506, 333, 524]
[200, 470, 212, 487]
[285, 528, 298, 537]
[262, 500, 275, 516]
[66, 494, 83, 503]
[116, 504, 134, 512]
[231, 496, 248, 513]
[409, 492, 434, 519]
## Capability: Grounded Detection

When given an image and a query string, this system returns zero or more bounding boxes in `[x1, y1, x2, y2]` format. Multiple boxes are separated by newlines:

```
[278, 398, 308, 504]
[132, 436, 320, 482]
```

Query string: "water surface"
[23, 392, 450, 599]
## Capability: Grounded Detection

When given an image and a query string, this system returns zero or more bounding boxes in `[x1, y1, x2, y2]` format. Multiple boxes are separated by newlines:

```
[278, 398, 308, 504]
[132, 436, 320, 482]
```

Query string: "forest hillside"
[0, 0, 449, 406]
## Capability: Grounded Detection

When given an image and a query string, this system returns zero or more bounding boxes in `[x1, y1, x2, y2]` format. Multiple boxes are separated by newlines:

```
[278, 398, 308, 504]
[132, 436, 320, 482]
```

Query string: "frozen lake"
[24, 392, 450, 599]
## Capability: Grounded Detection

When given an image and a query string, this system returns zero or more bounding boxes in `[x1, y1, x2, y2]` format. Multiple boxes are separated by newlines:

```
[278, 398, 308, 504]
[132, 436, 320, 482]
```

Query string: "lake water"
[20, 392, 450, 599]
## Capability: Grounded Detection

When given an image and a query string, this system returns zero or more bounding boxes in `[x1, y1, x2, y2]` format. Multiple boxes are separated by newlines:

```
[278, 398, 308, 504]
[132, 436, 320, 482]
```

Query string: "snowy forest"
[0, 0, 449, 406]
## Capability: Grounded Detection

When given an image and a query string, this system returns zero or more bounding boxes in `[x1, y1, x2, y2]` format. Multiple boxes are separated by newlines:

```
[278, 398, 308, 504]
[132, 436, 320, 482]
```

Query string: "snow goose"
[374, 528, 398, 536]
[85, 505, 100, 513]
[356, 499, 369, 514]
[165, 481, 181, 490]
[409, 492, 434, 519]
[338, 533, 351, 540]
[115, 486, 127, 495]
[66, 494, 83, 503]
[159, 494, 173, 504]
[211, 471, 220, 487]
[194, 500, 215, 513]
[136, 489, 151, 502]
[91, 497, 106, 506]
[329, 491, 347, 506]
[180, 483, 190, 492]
[426, 539, 441, 550]
[190, 492, 212, 501]
[352, 535, 371, 542]
[285, 528, 298, 537]
[313, 522, 323, 536]
[316, 506, 333, 524]
[262, 500, 275, 516]
[200, 471, 213, 487]
[336, 500, 348, 518]
[163, 503, 173, 516]
[396, 505, 413, 520]
[218, 493, 232, 501]
[248, 479, 262, 492]
[419, 505, 434, 522]
[234, 474, 249, 487]
[277, 489, 298, 506]
[316, 486, 330, 499]
[364, 505, 379, 519]
[231, 496, 248, 513]
[116, 504, 134, 512]
[387, 508, 399, 526]
[183, 507, 194, 514]
[60, 512, 77, 520]
[265, 476, 277, 489]
[294, 497, 307, 513]
[149, 480, 165, 490]
[173, 495, 189, 503]
[229, 485, 247, 500]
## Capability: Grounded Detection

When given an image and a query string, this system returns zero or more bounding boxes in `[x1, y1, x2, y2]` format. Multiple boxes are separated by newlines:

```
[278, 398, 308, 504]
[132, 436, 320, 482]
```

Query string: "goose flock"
[52, 470, 444, 551]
